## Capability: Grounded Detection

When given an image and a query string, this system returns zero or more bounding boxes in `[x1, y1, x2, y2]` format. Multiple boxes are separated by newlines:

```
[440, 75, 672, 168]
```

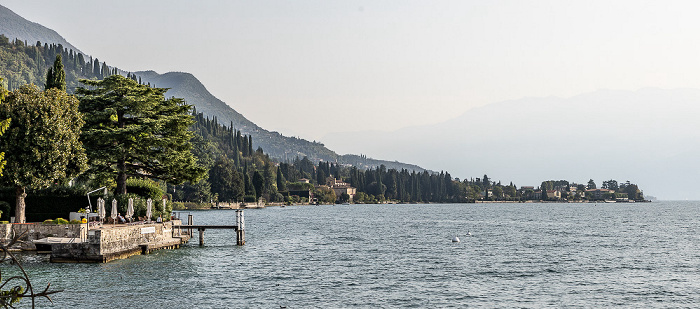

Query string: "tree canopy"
[0, 85, 87, 222]
[0, 79, 9, 176]
[77, 75, 205, 194]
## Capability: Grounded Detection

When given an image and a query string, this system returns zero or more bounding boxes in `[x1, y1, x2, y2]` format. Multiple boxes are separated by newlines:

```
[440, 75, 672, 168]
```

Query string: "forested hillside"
[0, 32, 425, 173]
[0, 35, 114, 92]
[135, 70, 339, 163]
[135, 70, 426, 172]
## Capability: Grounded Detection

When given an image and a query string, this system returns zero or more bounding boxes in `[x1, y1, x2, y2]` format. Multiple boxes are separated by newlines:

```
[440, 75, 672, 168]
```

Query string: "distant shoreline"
[474, 200, 652, 204]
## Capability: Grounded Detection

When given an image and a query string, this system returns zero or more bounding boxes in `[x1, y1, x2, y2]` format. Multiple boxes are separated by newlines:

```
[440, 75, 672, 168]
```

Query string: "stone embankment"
[0, 221, 190, 263]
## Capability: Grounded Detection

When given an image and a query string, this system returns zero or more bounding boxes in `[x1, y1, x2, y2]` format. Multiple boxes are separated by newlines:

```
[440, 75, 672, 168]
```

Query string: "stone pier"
[0, 220, 190, 263]
[49, 220, 190, 263]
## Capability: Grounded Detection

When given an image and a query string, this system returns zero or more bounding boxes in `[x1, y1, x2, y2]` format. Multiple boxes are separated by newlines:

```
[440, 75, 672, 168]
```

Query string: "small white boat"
[452, 236, 460, 243]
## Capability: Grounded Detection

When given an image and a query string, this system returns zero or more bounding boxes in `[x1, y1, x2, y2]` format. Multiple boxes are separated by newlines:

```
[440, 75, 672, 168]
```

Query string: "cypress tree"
[236, 130, 242, 153]
[101, 62, 110, 78]
[45, 67, 53, 89]
[252, 171, 264, 198]
[93, 58, 101, 77]
[277, 167, 287, 192]
[241, 134, 248, 157]
[317, 168, 326, 185]
[45, 54, 66, 91]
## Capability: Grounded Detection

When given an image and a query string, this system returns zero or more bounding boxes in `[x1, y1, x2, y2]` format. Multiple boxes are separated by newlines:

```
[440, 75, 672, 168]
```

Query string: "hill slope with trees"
[0, 3, 426, 173]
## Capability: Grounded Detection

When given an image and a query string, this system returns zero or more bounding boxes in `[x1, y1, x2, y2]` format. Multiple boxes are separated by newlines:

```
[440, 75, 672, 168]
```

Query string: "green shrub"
[182, 202, 209, 209]
[126, 178, 164, 201]
[42, 219, 54, 224]
[115, 193, 143, 217]
[172, 202, 185, 210]
[55, 218, 69, 225]
[69, 219, 82, 224]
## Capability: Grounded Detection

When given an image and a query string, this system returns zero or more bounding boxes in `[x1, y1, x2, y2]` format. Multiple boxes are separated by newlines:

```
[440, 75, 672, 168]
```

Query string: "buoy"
[452, 236, 460, 243]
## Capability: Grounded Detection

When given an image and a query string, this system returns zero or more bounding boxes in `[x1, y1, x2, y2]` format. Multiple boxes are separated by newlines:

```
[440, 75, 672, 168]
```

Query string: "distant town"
[252, 176, 647, 206]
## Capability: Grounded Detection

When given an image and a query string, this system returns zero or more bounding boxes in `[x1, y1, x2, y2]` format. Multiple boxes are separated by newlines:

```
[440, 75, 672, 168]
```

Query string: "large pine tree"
[77, 75, 206, 194]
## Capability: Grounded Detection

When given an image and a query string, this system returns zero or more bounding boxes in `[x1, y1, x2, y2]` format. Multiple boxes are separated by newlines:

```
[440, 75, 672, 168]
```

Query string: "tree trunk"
[116, 113, 127, 195]
[116, 157, 128, 194]
[116, 170, 127, 194]
[15, 185, 26, 223]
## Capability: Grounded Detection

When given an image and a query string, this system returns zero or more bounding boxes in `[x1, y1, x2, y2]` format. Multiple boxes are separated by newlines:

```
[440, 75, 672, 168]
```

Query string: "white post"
[236, 210, 245, 245]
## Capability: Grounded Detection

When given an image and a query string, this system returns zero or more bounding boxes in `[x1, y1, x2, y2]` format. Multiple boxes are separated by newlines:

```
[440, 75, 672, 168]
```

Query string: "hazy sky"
[3, 1, 700, 141]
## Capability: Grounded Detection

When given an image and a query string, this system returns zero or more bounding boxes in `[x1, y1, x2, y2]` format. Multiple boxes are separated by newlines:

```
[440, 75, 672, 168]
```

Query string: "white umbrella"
[146, 198, 152, 222]
[126, 198, 134, 219]
[95, 198, 101, 219]
[98, 198, 106, 220]
[111, 199, 118, 222]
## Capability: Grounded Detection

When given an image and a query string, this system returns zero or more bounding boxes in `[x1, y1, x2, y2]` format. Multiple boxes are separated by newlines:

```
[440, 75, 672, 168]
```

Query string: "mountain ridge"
[323, 87, 700, 199]
[0, 3, 427, 173]
[134, 69, 427, 172]
[0, 5, 82, 55]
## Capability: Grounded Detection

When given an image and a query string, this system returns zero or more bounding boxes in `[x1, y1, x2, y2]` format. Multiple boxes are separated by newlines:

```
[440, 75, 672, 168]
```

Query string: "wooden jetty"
[174, 209, 245, 246]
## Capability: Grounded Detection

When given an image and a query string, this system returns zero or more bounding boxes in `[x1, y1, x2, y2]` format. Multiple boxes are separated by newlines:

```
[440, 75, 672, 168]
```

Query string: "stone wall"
[51, 220, 184, 262]
[92, 220, 182, 256]
[0, 223, 86, 249]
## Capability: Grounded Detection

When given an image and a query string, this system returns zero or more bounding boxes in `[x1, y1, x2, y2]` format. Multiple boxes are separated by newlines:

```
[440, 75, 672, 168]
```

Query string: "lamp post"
[85, 186, 107, 231]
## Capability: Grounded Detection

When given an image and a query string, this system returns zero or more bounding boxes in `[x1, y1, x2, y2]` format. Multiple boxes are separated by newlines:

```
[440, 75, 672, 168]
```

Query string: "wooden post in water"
[198, 227, 205, 246]
[236, 210, 245, 246]
[188, 214, 193, 237]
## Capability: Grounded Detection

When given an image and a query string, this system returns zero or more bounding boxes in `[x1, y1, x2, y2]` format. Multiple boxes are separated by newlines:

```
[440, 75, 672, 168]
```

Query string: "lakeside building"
[533, 190, 542, 200]
[586, 188, 614, 200]
[546, 190, 562, 199]
[480, 189, 493, 199]
[329, 178, 357, 202]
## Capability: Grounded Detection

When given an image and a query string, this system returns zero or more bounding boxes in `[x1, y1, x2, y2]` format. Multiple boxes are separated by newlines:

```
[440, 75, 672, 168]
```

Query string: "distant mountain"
[0, 3, 426, 173]
[324, 88, 700, 199]
[0, 5, 82, 54]
[134, 70, 426, 172]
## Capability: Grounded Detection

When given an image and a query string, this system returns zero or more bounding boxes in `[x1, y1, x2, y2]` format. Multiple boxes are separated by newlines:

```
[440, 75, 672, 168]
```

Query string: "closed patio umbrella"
[146, 198, 152, 222]
[98, 198, 106, 221]
[111, 199, 118, 223]
[126, 198, 134, 219]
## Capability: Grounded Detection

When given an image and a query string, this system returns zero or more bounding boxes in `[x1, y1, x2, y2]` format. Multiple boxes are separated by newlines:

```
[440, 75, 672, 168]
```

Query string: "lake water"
[10, 201, 700, 308]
